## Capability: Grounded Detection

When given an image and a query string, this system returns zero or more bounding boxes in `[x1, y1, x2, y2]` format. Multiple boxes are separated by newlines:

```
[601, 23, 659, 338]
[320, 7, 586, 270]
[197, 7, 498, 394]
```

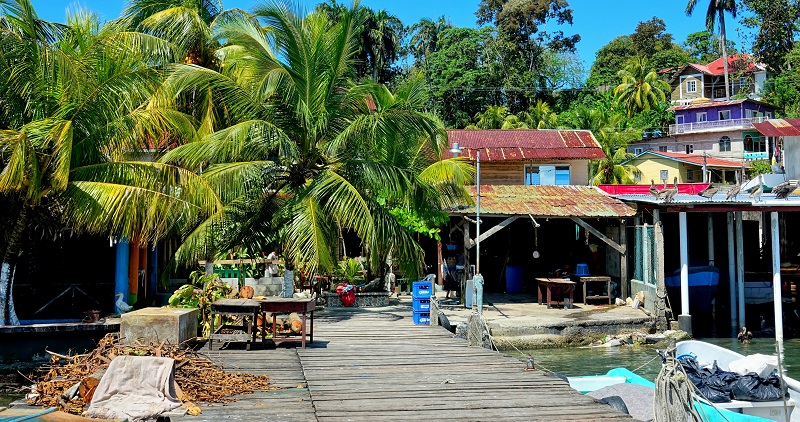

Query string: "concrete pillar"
[115, 240, 130, 313]
[771, 212, 785, 355]
[653, 209, 660, 225]
[727, 213, 737, 336]
[707, 213, 715, 266]
[736, 211, 745, 329]
[678, 212, 691, 333]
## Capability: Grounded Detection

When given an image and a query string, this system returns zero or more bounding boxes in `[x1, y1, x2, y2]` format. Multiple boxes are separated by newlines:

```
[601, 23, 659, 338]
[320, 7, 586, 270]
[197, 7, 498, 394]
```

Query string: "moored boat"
[677, 339, 800, 422]
[665, 266, 720, 314]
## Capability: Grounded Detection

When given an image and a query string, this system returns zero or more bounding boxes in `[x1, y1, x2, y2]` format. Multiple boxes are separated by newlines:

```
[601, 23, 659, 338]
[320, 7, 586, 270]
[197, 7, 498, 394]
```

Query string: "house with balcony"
[668, 54, 770, 104]
[628, 98, 776, 162]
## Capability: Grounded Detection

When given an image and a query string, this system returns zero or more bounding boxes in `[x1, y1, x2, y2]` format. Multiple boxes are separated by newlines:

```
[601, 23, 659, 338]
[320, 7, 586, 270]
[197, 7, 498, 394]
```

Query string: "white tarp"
[86, 355, 182, 421]
[728, 353, 779, 379]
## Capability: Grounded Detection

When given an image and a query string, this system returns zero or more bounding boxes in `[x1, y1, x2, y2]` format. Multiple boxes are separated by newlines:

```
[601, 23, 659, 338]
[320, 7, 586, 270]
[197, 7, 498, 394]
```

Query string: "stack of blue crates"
[412, 281, 432, 324]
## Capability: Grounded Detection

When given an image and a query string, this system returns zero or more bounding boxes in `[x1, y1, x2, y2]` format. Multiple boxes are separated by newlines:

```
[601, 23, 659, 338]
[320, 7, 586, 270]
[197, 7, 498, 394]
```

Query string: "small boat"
[568, 368, 764, 421]
[665, 266, 720, 314]
[677, 340, 800, 421]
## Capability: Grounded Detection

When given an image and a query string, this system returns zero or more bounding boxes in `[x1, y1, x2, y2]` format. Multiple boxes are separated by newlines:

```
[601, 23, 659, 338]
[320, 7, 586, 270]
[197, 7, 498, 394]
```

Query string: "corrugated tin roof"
[448, 185, 636, 217]
[627, 150, 749, 169]
[611, 193, 800, 207]
[753, 119, 800, 137]
[668, 99, 758, 112]
[445, 129, 605, 161]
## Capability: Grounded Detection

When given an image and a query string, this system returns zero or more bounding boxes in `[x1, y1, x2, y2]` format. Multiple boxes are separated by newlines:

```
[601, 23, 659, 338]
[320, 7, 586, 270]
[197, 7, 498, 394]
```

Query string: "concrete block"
[120, 307, 198, 344]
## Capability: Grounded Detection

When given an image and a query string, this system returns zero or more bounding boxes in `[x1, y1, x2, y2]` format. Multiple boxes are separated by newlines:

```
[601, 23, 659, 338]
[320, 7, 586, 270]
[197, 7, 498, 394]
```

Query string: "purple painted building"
[628, 99, 778, 168]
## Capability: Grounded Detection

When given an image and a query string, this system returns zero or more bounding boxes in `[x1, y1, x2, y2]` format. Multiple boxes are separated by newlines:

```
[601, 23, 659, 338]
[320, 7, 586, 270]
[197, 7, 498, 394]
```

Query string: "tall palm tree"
[686, 0, 737, 100]
[590, 141, 641, 185]
[158, 2, 471, 279]
[0, 1, 219, 324]
[614, 57, 671, 117]
[408, 16, 451, 69]
[365, 9, 402, 82]
[524, 100, 559, 129]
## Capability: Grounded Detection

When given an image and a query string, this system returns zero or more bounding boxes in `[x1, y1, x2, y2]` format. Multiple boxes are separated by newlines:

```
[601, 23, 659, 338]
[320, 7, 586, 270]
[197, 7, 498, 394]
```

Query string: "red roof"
[631, 151, 749, 169]
[668, 99, 748, 111]
[445, 129, 604, 161]
[753, 119, 800, 137]
[451, 185, 636, 217]
[706, 54, 764, 75]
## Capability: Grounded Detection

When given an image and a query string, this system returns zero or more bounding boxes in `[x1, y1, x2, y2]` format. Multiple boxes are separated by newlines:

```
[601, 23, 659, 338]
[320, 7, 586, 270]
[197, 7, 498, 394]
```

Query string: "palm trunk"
[719, 10, 731, 100]
[0, 207, 28, 326]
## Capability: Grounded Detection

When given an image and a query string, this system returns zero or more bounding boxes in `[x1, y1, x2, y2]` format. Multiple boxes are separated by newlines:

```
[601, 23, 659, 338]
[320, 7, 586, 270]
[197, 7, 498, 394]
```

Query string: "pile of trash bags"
[679, 355, 788, 403]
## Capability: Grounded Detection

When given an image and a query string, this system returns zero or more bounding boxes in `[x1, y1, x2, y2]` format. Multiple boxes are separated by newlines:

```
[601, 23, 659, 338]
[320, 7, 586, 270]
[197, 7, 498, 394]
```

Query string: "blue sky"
[30, 0, 752, 67]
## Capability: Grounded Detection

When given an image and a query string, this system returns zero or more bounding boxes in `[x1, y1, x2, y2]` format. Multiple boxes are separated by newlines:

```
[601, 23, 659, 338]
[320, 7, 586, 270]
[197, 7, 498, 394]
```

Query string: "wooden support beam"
[620, 218, 628, 299]
[467, 216, 520, 249]
[570, 217, 626, 254]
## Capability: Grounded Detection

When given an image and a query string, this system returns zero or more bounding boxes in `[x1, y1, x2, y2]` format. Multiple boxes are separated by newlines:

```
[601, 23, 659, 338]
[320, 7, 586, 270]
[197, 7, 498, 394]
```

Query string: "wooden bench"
[322, 291, 392, 307]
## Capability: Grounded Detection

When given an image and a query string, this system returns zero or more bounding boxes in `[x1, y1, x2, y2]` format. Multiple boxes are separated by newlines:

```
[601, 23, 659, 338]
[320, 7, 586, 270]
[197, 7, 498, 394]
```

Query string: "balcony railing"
[669, 116, 767, 135]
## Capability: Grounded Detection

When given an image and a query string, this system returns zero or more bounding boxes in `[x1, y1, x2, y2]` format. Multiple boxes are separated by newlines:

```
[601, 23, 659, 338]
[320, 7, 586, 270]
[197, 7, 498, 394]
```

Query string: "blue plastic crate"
[412, 311, 430, 325]
[412, 298, 431, 312]
[412, 281, 432, 298]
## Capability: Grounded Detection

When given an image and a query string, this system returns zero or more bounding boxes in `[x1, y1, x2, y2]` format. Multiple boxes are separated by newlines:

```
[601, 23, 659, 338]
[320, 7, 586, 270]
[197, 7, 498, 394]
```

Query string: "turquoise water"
[515, 338, 800, 381]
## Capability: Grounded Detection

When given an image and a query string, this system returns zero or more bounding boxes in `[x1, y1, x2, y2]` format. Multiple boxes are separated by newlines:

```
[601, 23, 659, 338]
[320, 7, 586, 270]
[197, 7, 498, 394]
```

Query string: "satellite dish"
[532, 251, 540, 259]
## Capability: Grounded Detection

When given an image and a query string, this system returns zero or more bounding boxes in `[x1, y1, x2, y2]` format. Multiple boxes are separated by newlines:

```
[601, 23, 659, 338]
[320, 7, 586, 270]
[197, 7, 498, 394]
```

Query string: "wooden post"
[437, 240, 443, 289]
[620, 218, 628, 300]
[727, 212, 737, 336]
[736, 211, 745, 329]
[655, 222, 668, 331]
[462, 218, 470, 305]
[707, 213, 715, 266]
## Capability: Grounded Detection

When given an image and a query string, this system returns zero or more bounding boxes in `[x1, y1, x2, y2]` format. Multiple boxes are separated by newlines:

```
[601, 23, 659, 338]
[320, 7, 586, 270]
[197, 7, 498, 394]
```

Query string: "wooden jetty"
[173, 309, 631, 421]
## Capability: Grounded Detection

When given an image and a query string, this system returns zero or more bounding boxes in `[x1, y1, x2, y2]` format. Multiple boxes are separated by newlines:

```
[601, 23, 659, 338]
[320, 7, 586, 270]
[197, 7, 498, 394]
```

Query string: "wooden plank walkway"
[173, 308, 631, 422]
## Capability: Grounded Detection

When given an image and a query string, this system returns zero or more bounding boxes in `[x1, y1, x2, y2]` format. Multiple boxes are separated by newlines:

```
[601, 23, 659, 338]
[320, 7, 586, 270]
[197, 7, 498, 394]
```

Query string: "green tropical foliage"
[157, 3, 472, 281]
[686, 0, 738, 99]
[0, 0, 219, 324]
[614, 58, 671, 117]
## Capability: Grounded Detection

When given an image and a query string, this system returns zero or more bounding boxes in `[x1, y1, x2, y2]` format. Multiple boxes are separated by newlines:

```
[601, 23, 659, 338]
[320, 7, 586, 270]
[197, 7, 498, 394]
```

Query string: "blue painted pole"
[149, 244, 158, 302]
[114, 239, 130, 313]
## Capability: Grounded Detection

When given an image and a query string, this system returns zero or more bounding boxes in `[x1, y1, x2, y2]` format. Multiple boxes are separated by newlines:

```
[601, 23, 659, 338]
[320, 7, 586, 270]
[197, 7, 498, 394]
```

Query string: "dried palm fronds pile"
[28, 334, 272, 414]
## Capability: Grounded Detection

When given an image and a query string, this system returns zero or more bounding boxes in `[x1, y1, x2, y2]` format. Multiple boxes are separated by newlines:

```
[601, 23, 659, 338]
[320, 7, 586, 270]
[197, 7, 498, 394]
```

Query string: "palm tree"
[590, 143, 641, 185]
[686, 0, 737, 100]
[365, 9, 403, 82]
[0, 1, 219, 324]
[524, 100, 559, 129]
[471, 105, 509, 129]
[158, 2, 471, 279]
[614, 57, 671, 117]
[408, 16, 451, 69]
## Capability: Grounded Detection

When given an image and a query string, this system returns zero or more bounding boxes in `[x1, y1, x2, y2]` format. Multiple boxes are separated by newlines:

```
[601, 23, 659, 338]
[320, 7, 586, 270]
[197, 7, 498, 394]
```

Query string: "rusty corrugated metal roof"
[445, 129, 605, 161]
[753, 119, 800, 137]
[448, 185, 636, 218]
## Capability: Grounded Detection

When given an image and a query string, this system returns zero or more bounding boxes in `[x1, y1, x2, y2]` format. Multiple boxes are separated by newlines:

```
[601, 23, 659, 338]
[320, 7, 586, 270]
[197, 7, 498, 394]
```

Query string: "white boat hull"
[677, 340, 800, 422]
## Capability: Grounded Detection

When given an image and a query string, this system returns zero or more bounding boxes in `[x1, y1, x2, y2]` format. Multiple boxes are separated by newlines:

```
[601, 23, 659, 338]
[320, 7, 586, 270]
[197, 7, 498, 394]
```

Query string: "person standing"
[266, 250, 280, 276]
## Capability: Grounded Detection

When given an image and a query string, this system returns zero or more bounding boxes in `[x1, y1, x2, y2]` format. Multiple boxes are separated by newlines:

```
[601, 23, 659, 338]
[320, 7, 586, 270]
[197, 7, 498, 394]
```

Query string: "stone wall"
[243, 276, 284, 297]
[322, 292, 390, 307]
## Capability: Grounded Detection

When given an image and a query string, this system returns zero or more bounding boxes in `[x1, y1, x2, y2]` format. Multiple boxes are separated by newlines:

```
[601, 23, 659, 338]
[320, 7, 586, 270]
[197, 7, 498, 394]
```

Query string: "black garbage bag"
[696, 381, 732, 403]
[705, 361, 739, 390]
[731, 373, 788, 402]
[679, 355, 711, 386]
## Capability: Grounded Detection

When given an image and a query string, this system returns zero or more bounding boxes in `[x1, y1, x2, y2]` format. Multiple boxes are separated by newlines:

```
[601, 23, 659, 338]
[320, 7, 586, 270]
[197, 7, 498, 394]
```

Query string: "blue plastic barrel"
[506, 266, 524, 293]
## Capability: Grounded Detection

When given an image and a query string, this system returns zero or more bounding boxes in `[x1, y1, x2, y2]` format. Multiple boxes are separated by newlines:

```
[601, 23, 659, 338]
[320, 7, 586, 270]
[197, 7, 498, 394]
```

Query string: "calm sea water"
[514, 338, 800, 381]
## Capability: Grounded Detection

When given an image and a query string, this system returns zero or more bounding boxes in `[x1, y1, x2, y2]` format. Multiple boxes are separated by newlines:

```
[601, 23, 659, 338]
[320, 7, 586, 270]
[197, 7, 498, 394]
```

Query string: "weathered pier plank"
[172, 309, 630, 421]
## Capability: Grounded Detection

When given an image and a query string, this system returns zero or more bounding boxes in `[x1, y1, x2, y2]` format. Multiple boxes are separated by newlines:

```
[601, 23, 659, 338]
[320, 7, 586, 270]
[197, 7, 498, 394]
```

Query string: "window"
[634, 147, 643, 154]
[660, 170, 669, 181]
[697, 112, 707, 122]
[685, 144, 694, 154]
[739, 77, 747, 88]
[719, 110, 731, 120]
[719, 136, 731, 152]
[658, 146, 668, 152]
[687, 169, 695, 181]
[686, 80, 697, 93]
[525, 165, 570, 186]
[744, 134, 753, 152]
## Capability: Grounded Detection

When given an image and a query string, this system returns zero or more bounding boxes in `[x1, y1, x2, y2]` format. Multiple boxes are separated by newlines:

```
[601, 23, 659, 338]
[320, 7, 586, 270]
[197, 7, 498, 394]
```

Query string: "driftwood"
[29, 334, 273, 414]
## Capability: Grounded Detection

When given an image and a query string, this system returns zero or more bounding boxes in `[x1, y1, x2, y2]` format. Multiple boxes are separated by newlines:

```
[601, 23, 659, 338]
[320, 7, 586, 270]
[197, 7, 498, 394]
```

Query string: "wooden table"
[572, 275, 612, 305]
[209, 298, 261, 351]
[258, 297, 316, 348]
[534, 278, 576, 309]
